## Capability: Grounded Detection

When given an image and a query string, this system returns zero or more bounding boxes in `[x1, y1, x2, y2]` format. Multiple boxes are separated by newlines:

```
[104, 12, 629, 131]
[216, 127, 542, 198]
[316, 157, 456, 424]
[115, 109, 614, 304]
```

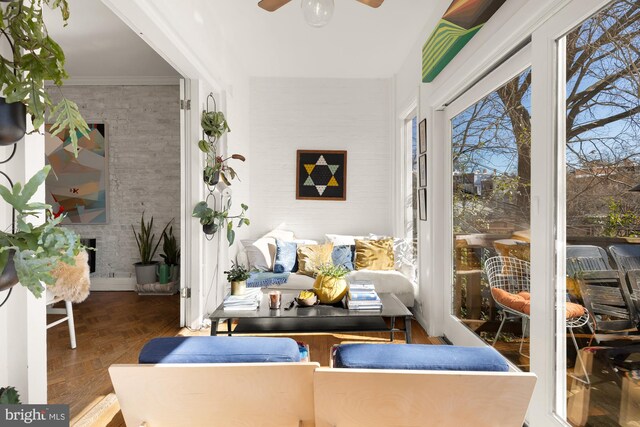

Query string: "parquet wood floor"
[47, 292, 181, 419]
[48, 292, 436, 426]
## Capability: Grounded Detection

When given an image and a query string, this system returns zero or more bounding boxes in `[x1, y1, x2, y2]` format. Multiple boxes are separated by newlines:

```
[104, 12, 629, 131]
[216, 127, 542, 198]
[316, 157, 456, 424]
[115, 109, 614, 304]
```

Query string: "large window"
[451, 67, 532, 368]
[562, 2, 640, 425]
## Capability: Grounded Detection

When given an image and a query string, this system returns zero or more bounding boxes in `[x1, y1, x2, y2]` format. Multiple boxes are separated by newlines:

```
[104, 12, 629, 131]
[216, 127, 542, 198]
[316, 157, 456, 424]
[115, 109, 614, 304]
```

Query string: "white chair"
[485, 256, 589, 375]
[46, 289, 76, 349]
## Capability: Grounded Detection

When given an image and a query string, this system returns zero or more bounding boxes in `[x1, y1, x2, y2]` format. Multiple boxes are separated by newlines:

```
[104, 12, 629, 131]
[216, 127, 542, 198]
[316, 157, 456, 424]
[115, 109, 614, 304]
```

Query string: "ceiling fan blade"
[258, 0, 292, 12]
[356, 0, 384, 8]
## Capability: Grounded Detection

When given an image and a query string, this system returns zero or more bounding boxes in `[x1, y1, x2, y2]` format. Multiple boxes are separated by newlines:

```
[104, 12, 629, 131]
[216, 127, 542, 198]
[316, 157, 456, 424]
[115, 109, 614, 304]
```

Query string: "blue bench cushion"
[139, 336, 301, 364]
[333, 344, 509, 372]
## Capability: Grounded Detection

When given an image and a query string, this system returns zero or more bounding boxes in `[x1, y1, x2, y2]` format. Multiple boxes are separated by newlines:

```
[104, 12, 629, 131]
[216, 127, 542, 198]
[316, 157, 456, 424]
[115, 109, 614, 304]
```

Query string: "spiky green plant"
[315, 263, 349, 279]
[0, 165, 83, 298]
[0, 386, 21, 404]
[160, 226, 180, 265]
[132, 214, 171, 265]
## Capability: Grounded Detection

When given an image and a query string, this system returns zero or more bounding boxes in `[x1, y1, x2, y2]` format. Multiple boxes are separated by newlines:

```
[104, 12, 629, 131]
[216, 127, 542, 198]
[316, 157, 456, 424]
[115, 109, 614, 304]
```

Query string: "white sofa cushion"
[241, 229, 296, 271]
[325, 234, 366, 246]
[266, 270, 417, 307]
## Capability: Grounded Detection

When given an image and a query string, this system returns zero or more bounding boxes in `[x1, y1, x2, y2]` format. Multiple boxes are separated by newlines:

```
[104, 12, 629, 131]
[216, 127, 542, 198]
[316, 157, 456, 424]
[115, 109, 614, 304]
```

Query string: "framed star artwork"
[296, 150, 347, 201]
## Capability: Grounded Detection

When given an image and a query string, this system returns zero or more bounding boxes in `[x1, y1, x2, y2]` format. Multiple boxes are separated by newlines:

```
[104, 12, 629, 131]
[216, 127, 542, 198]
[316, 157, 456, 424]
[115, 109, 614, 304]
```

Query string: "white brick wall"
[48, 85, 181, 277]
[249, 78, 393, 241]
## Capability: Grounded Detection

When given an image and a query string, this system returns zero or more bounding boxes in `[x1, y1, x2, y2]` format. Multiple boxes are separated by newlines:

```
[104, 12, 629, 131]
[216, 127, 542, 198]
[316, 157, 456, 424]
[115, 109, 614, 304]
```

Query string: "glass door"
[442, 47, 532, 350]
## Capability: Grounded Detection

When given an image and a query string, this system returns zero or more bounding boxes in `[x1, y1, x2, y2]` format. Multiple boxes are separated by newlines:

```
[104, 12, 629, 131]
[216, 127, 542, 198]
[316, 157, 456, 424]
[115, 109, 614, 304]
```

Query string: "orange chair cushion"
[491, 288, 528, 313]
[492, 288, 585, 319]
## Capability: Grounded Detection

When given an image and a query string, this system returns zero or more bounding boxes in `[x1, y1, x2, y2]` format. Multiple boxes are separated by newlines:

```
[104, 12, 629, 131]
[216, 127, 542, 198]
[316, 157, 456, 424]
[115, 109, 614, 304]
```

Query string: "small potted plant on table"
[224, 263, 250, 296]
[313, 264, 349, 304]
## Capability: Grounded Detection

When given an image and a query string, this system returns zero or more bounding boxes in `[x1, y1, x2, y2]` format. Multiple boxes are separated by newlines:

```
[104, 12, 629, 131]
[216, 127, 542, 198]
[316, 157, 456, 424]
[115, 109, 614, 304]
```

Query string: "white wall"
[249, 77, 392, 241]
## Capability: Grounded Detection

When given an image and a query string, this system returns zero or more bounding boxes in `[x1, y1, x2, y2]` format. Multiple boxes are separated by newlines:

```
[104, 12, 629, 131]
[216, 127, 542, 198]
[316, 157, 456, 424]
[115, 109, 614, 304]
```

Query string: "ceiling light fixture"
[301, 0, 334, 28]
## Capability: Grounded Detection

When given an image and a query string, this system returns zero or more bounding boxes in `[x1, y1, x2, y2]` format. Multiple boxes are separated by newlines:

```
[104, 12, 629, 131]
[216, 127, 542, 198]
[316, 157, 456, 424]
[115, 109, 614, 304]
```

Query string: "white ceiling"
[204, 0, 448, 78]
[43, 0, 448, 80]
[43, 0, 179, 81]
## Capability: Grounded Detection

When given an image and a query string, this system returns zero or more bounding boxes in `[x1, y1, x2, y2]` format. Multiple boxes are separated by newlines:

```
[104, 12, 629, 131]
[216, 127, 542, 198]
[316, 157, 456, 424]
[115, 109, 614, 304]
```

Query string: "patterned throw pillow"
[354, 239, 395, 271]
[368, 233, 416, 281]
[297, 243, 334, 277]
[274, 240, 298, 273]
[332, 245, 355, 271]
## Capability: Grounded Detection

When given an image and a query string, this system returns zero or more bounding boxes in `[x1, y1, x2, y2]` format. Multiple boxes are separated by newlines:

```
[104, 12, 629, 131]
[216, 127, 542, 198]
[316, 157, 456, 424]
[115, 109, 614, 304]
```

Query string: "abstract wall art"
[422, 0, 506, 83]
[296, 150, 347, 201]
[45, 123, 108, 224]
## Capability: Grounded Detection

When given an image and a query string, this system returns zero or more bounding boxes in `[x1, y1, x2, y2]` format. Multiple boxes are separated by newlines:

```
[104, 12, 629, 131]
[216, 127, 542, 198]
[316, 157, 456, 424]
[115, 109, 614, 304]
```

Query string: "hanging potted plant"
[192, 200, 249, 245]
[131, 214, 171, 285]
[0, 165, 84, 298]
[0, 0, 89, 148]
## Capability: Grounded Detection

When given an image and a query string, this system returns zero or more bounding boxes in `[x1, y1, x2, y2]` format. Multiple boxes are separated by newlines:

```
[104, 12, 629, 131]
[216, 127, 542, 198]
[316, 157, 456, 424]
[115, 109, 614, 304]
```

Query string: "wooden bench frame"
[110, 363, 536, 427]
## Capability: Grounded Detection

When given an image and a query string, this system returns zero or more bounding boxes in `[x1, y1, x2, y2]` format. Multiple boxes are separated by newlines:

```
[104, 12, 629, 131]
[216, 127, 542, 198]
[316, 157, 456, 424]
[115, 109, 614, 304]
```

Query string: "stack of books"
[347, 281, 382, 310]
[223, 288, 262, 311]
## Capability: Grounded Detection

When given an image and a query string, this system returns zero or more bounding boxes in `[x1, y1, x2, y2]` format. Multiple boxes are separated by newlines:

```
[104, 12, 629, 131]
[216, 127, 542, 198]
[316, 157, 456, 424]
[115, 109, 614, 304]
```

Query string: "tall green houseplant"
[0, 0, 89, 150]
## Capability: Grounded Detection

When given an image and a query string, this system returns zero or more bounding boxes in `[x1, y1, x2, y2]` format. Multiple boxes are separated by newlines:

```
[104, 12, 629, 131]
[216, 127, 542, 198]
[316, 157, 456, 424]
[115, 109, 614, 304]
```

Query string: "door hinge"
[180, 287, 191, 298]
[180, 99, 191, 110]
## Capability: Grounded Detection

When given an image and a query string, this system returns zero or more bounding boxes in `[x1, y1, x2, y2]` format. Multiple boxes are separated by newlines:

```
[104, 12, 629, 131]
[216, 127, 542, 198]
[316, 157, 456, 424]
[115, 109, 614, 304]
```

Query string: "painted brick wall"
[48, 85, 181, 278]
[249, 78, 392, 241]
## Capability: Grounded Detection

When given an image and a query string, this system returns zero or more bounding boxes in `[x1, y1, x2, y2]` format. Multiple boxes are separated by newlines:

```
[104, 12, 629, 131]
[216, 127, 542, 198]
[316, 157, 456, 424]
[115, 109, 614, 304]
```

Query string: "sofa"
[237, 231, 419, 307]
[109, 337, 537, 427]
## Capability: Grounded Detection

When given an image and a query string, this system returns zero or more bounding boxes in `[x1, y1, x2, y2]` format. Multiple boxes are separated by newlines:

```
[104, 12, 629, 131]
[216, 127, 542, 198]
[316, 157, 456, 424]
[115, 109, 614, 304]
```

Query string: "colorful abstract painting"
[422, 0, 506, 83]
[296, 150, 347, 201]
[45, 124, 108, 224]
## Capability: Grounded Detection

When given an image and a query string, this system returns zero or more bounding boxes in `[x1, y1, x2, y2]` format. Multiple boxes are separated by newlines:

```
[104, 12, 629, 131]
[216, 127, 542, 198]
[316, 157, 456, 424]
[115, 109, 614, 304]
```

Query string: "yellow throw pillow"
[297, 243, 334, 277]
[355, 239, 394, 271]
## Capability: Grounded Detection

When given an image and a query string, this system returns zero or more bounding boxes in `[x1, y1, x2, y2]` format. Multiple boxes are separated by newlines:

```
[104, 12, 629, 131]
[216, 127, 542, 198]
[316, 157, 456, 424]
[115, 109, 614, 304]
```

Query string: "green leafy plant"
[0, 386, 21, 404]
[315, 263, 349, 279]
[192, 201, 249, 245]
[131, 214, 172, 265]
[160, 226, 180, 265]
[201, 110, 230, 140]
[0, 0, 89, 154]
[0, 165, 83, 298]
[200, 153, 246, 186]
[224, 262, 250, 282]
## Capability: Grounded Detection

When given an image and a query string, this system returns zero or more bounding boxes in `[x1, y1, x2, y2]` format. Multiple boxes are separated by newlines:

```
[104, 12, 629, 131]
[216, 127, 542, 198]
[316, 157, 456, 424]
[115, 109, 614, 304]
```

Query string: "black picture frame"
[419, 154, 427, 187]
[418, 188, 427, 221]
[296, 150, 347, 201]
[419, 118, 427, 154]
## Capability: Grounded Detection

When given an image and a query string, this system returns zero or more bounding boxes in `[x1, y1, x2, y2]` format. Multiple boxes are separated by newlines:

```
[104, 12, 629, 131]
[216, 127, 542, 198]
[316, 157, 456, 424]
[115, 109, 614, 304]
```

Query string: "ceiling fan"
[258, 0, 385, 27]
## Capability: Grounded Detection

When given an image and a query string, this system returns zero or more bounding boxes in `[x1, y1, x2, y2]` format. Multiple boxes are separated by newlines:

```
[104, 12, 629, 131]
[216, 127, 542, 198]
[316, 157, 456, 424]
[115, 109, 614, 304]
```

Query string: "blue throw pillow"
[332, 245, 354, 271]
[274, 240, 298, 273]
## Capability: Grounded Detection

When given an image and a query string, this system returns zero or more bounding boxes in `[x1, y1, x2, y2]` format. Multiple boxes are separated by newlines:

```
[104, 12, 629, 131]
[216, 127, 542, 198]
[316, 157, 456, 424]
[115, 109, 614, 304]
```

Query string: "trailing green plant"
[0, 165, 83, 298]
[201, 110, 230, 140]
[224, 262, 250, 283]
[192, 200, 249, 245]
[0, 386, 21, 404]
[0, 0, 89, 154]
[315, 263, 349, 279]
[131, 214, 172, 265]
[160, 226, 180, 265]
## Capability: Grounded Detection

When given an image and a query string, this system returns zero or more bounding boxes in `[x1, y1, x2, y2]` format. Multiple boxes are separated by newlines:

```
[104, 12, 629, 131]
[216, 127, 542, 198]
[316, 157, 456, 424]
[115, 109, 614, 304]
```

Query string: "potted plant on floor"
[131, 214, 171, 285]
[313, 264, 349, 304]
[0, 165, 84, 298]
[160, 226, 180, 283]
[224, 262, 250, 296]
[0, 0, 89, 148]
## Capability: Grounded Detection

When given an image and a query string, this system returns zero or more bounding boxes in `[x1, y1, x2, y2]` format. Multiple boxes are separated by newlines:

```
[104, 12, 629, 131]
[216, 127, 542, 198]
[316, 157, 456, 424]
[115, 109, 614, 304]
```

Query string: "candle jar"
[268, 290, 282, 310]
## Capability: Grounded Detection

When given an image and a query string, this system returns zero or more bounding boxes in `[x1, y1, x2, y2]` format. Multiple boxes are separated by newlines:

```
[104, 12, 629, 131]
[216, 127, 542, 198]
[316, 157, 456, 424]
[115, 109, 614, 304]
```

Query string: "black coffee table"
[210, 291, 414, 343]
